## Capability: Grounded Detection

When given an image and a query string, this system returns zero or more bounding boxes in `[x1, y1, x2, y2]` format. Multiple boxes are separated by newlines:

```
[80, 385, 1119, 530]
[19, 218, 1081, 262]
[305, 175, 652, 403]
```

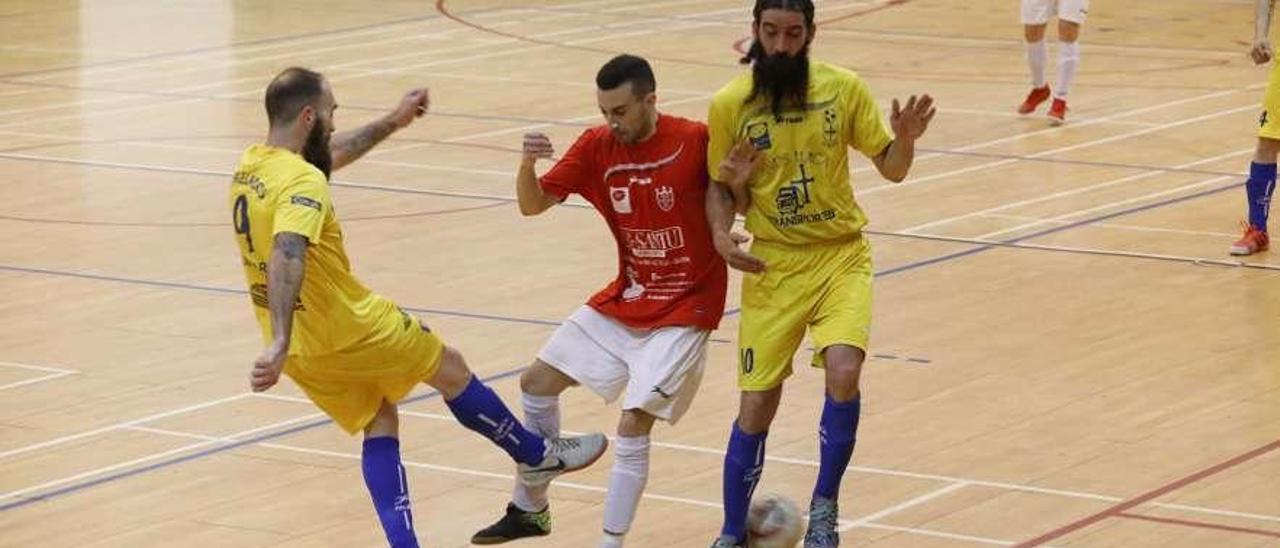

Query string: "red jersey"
[540, 114, 728, 330]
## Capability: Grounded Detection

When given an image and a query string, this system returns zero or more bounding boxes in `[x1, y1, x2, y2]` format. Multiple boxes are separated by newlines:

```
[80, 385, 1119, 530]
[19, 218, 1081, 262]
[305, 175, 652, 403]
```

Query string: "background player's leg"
[1019, 24, 1051, 114]
[362, 401, 419, 548]
[1233, 137, 1280, 254]
[1049, 19, 1081, 124]
[805, 344, 866, 547]
[717, 387, 782, 546]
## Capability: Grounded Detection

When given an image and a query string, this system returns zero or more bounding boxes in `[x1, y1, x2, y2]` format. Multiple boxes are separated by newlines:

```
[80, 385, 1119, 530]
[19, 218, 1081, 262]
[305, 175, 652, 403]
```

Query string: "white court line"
[126, 424, 1009, 545]
[0, 360, 77, 374]
[862, 103, 1259, 196]
[899, 147, 1253, 233]
[941, 107, 1160, 127]
[841, 481, 972, 530]
[981, 213, 1241, 239]
[392, 410, 1280, 523]
[852, 84, 1262, 177]
[976, 175, 1235, 239]
[869, 229, 1280, 271]
[0, 393, 250, 460]
[0, 371, 76, 392]
[859, 523, 1015, 546]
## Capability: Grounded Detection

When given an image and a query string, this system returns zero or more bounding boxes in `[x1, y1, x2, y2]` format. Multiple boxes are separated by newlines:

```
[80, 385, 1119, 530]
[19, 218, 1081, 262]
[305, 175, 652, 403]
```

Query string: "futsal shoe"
[517, 433, 607, 486]
[471, 503, 551, 544]
[1230, 222, 1269, 256]
[1018, 85, 1052, 114]
[1047, 98, 1069, 126]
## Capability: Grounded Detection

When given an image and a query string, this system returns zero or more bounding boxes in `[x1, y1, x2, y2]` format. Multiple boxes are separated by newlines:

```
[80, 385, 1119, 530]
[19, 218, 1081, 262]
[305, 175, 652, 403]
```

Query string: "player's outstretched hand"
[890, 94, 936, 141]
[390, 88, 430, 129]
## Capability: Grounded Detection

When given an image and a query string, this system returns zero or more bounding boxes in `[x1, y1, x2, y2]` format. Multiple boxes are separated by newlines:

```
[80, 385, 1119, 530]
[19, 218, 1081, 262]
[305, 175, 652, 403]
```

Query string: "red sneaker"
[1047, 98, 1068, 126]
[1230, 222, 1269, 256]
[1018, 86, 1051, 114]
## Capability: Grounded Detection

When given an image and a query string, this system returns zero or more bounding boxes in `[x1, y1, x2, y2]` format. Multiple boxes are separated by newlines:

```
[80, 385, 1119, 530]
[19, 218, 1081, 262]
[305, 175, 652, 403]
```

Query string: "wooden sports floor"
[1, 1, 1277, 546]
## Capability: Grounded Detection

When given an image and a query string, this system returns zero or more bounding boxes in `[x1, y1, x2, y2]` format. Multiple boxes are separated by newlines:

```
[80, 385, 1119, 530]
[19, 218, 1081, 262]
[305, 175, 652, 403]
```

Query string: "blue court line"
[0, 177, 1245, 511]
[0, 367, 528, 512]
[720, 180, 1243, 318]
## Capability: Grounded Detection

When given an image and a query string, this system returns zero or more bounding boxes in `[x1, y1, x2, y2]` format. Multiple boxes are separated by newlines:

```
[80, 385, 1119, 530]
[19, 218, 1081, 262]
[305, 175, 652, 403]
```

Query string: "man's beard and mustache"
[749, 44, 810, 120]
[301, 121, 332, 179]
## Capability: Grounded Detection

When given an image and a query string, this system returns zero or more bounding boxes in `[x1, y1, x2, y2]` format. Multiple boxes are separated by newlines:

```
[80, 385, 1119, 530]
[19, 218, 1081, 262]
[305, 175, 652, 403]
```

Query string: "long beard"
[749, 45, 810, 120]
[301, 123, 332, 179]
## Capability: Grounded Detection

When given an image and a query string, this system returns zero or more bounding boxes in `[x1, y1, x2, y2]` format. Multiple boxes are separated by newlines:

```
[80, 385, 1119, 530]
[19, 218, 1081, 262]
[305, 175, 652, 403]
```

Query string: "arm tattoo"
[267, 232, 308, 342]
[331, 118, 398, 170]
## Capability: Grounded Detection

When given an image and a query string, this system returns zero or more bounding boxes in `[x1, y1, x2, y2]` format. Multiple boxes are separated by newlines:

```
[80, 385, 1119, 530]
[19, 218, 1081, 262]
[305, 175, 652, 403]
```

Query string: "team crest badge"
[655, 185, 675, 212]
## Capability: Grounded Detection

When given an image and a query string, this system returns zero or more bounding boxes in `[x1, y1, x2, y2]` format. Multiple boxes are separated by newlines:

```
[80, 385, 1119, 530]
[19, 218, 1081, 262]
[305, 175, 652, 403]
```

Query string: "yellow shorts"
[1260, 62, 1280, 140]
[737, 236, 872, 391]
[285, 302, 445, 434]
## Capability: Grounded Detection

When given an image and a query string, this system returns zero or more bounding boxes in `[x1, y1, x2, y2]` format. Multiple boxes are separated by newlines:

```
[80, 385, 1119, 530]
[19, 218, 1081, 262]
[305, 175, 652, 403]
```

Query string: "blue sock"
[721, 421, 767, 543]
[1246, 162, 1276, 231]
[445, 375, 546, 466]
[814, 394, 861, 500]
[362, 437, 419, 548]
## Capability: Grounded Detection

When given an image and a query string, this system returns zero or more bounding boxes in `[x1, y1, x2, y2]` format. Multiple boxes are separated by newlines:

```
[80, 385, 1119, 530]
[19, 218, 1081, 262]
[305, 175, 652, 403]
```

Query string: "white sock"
[1055, 41, 1080, 99]
[1026, 40, 1047, 88]
[600, 531, 625, 548]
[511, 393, 560, 512]
[600, 436, 650, 545]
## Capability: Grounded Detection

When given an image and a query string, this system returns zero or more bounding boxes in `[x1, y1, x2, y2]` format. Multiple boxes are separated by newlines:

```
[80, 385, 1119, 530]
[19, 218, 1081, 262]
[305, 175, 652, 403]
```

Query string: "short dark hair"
[741, 0, 816, 65]
[595, 54, 656, 96]
[265, 67, 325, 126]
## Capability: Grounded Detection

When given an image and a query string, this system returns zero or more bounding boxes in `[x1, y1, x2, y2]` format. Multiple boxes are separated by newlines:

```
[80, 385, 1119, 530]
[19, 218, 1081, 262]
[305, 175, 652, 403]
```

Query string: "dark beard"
[301, 122, 332, 179]
[749, 45, 810, 120]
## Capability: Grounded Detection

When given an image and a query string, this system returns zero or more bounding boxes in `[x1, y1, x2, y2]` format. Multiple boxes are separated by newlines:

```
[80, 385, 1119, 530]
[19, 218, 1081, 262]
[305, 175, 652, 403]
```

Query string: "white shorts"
[1021, 0, 1089, 25]
[537, 305, 709, 424]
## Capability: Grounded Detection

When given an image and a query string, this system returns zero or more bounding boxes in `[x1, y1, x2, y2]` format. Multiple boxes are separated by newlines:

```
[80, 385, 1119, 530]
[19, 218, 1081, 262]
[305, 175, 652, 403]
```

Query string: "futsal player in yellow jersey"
[1231, 0, 1279, 256]
[703, 2, 935, 547]
[229, 67, 606, 548]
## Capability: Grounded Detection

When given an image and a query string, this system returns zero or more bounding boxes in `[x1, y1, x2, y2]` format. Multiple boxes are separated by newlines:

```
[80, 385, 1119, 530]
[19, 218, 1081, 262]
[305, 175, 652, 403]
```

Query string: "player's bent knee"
[364, 400, 400, 439]
[737, 388, 783, 434]
[519, 360, 575, 396]
[426, 346, 472, 399]
[618, 409, 657, 437]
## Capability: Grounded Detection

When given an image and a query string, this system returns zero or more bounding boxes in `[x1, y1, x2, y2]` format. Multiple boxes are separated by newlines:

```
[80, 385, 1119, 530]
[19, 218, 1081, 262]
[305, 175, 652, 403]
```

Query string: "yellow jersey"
[229, 145, 397, 356]
[707, 61, 892, 245]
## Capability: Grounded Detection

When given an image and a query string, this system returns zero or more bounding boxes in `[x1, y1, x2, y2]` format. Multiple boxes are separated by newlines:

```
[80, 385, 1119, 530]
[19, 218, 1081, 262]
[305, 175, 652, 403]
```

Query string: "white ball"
[747, 494, 804, 548]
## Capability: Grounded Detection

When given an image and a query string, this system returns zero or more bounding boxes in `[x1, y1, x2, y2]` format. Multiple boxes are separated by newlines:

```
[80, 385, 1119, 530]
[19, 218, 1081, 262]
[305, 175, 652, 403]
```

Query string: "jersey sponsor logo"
[290, 195, 323, 212]
[1261, 110, 1270, 128]
[611, 186, 632, 214]
[621, 226, 686, 258]
[775, 163, 816, 215]
[747, 121, 772, 150]
[655, 185, 675, 212]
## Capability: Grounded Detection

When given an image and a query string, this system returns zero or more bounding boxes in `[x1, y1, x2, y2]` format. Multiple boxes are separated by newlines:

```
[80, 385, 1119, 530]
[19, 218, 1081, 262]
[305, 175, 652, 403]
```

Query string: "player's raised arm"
[515, 132, 561, 216]
[330, 88, 429, 171]
[872, 94, 936, 183]
[250, 231, 308, 393]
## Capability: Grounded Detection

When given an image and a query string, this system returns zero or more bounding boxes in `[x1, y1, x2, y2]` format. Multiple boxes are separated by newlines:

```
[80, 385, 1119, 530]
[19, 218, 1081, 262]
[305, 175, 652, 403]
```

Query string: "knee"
[736, 390, 781, 434]
[1024, 24, 1046, 42]
[519, 361, 572, 397]
[429, 346, 472, 399]
[364, 400, 399, 439]
[1057, 21, 1080, 42]
[617, 410, 656, 438]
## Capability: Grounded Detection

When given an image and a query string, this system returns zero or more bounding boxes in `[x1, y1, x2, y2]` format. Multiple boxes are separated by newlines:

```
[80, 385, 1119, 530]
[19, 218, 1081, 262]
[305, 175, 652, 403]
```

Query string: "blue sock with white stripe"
[1246, 161, 1276, 231]
[445, 375, 547, 466]
[720, 421, 767, 543]
[362, 437, 419, 548]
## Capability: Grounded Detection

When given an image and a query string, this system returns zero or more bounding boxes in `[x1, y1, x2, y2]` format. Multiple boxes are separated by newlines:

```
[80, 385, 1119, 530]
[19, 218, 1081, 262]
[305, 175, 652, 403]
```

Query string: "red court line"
[1013, 438, 1280, 547]
[1114, 512, 1280, 540]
